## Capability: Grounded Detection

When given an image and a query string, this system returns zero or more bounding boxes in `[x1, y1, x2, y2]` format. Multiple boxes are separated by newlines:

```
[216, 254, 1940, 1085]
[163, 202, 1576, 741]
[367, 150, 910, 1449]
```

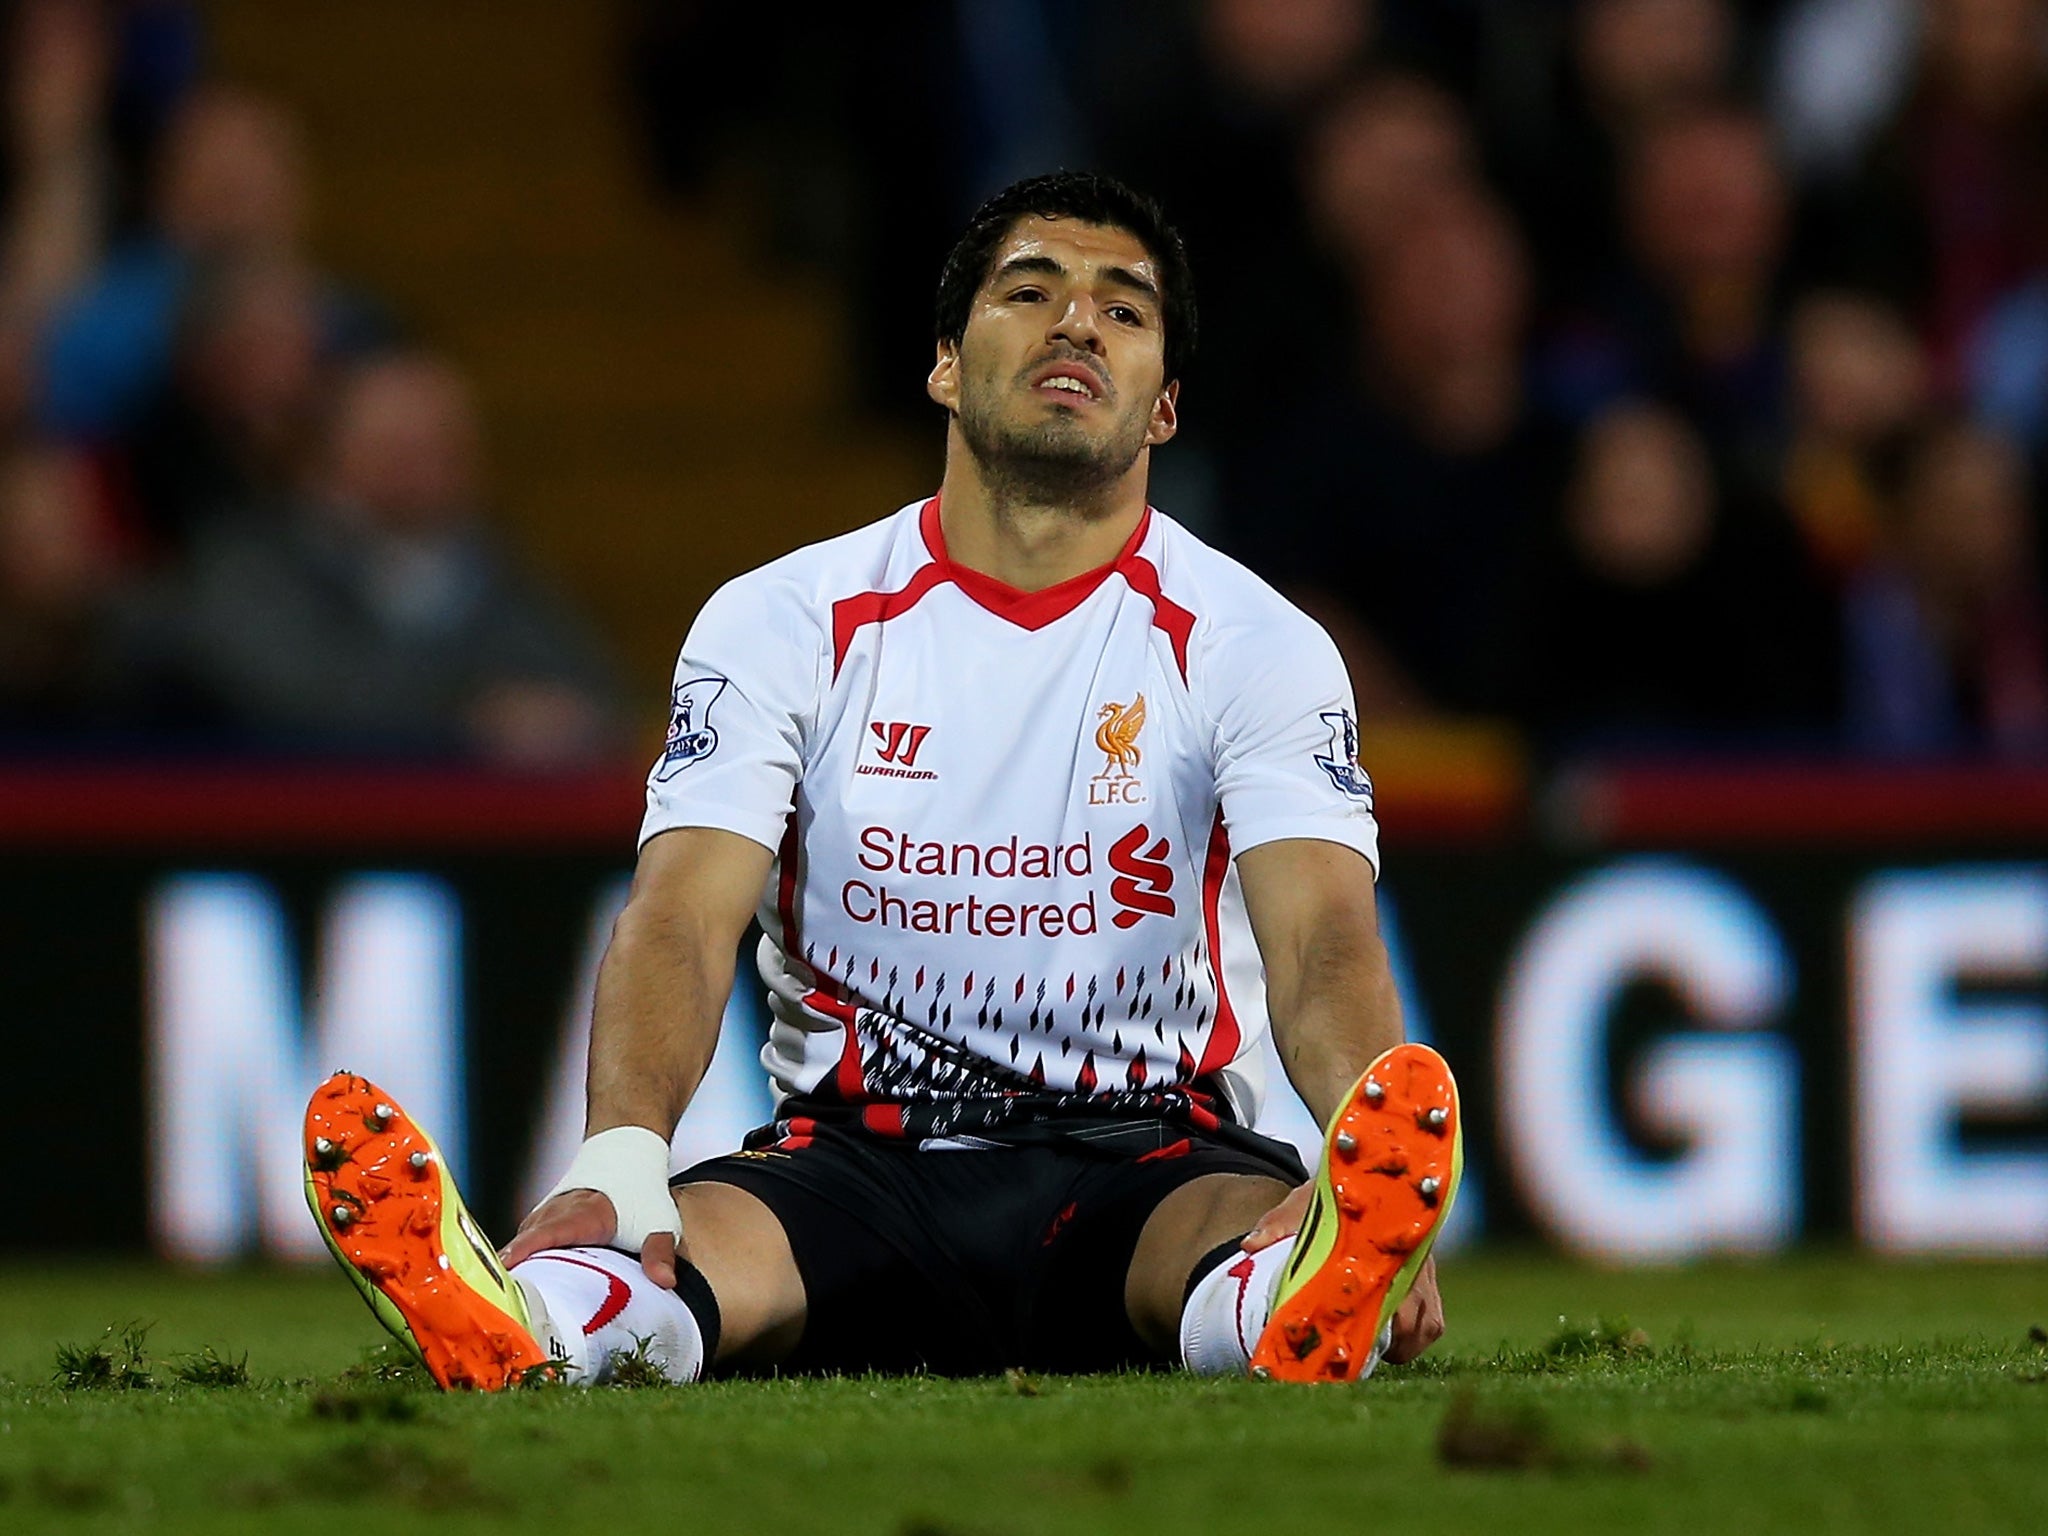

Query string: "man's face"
[930, 216, 1178, 502]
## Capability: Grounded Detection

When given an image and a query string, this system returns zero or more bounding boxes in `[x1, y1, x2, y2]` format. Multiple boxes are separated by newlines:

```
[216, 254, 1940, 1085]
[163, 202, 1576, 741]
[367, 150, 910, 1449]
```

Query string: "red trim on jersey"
[932, 497, 1152, 630]
[830, 560, 951, 680]
[832, 498, 1196, 673]
[1115, 550, 1195, 682]
[775, 815, 801, 948]
[1194, 810, 1240, 1076]
[790, 980, 864, 1101]
[1137, 1137, 1193, 1163]
[861, 1103, 907, 1137]
[775, 813, 868, 1101]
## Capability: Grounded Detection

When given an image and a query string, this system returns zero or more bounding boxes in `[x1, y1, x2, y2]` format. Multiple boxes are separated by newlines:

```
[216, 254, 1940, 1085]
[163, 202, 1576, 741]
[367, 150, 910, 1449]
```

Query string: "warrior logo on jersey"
[655, 676, 727, 780]
[1089, 694, 1148, 805]
[1314, 709, 1374, 804]
[859, 720, 938, 780]
[870, 721, 932, 766]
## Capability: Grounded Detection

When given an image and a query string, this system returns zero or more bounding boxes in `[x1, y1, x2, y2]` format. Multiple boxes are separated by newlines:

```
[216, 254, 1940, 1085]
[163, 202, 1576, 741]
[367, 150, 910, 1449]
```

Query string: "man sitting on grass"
[303, 172, 1460, 1388]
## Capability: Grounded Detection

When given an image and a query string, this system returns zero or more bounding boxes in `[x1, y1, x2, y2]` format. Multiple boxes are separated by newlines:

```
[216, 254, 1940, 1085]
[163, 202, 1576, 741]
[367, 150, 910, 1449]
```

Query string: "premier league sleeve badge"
[654, 676, 729, 780]
[1313, 709, 1375, 805]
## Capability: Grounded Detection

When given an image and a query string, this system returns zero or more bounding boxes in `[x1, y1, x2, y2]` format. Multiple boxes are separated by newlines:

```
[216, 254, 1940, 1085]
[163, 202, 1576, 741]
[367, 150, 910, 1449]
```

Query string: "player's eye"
[1108, 304, 1144, 325]
[1008, 286, 1046, 303]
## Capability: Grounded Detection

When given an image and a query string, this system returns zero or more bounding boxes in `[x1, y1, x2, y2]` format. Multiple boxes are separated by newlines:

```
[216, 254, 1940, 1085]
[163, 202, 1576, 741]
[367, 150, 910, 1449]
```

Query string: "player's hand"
[1382, 1253, 1444, 1363]
[1240, 1181, 1447, 1363]
[1240, 1180, 1310, 1252]
[498, 1189, 679, 1288]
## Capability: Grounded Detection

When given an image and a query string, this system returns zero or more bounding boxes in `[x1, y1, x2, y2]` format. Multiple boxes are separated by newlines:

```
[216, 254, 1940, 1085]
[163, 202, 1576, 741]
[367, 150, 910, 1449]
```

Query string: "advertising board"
[3, 765, 2043, 1261]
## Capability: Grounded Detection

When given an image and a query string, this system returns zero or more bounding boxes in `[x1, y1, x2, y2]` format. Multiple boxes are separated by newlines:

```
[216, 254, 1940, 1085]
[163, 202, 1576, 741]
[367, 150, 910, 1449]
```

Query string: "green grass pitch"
[1, 1253, 2043, 1534]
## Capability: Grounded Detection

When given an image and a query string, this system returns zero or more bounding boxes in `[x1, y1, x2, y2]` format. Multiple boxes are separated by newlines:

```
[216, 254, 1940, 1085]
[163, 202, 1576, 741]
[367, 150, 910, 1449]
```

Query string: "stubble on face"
[955, 350, 1155, 514]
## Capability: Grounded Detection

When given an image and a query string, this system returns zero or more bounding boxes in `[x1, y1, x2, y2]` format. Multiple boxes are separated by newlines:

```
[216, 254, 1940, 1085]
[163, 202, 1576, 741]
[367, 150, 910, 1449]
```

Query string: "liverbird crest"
[1094, 693, 1147, 778]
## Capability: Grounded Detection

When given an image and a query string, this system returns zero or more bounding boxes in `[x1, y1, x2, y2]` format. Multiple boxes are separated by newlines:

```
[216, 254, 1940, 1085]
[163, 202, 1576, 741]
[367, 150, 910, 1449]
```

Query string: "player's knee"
[1125, 1173, 1290, 1342]
[673, 1180, 807, 1363]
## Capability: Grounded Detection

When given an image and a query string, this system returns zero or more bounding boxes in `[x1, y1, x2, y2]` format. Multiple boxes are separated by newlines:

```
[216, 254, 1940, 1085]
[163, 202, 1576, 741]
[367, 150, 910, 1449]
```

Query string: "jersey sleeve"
[1205, 614, 1382, 875]
[638, 574, 821, 853]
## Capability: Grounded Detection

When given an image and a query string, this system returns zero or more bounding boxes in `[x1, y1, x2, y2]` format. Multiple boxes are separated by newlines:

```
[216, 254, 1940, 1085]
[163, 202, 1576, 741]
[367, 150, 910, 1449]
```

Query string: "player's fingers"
[499, 1192, 614, 1267]
[500, 1220, 575, 1269]
[1241, 1182, 1312, 1251]
[1383, 1289, 1434, 1363]
[640, 1230, 679, 1289]
[1383, 1259, 1445, 1364]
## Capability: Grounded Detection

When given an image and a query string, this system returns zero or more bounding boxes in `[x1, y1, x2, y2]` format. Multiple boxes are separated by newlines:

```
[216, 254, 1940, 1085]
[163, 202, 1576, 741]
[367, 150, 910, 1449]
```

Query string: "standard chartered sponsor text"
[844, 824, 1099, 936]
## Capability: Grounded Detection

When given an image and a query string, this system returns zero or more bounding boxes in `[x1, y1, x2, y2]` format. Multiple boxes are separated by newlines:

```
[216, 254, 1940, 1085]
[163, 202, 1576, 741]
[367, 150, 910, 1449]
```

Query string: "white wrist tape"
[541, 1126, 682, 1250]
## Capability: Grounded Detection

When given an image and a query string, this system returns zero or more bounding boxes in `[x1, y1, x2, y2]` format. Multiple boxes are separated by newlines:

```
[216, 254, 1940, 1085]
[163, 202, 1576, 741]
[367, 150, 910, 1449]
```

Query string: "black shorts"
[672, 1123, 1305, 1376]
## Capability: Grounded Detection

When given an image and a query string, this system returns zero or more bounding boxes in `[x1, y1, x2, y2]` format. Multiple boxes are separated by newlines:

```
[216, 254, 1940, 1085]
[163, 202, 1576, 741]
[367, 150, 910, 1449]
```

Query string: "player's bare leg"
[1124, 1171, 1291, 1358]
[670, 1181, 807, 1366]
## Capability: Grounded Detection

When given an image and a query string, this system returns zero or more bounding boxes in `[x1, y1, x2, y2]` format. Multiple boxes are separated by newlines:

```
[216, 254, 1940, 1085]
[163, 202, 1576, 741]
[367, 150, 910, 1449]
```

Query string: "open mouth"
[1031, 363, 1105, 403]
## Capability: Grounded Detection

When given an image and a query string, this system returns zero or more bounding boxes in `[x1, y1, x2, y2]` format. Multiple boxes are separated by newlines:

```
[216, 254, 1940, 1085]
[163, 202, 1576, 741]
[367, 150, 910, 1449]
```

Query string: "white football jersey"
[640, 498, 1378, 1134]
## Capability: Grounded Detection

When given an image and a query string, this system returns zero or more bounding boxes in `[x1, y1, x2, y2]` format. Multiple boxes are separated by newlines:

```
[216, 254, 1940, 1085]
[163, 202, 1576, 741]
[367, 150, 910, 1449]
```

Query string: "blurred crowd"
[642, 0, 2048, 761]
[8, 3, 2048, 768]
[0, 0, 621, 763]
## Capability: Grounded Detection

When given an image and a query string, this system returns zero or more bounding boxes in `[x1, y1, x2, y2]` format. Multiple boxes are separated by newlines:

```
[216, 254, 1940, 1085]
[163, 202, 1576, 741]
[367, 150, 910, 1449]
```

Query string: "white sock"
[510, 1246, 706, 1384]
[1179, 1238, 1293, 1375]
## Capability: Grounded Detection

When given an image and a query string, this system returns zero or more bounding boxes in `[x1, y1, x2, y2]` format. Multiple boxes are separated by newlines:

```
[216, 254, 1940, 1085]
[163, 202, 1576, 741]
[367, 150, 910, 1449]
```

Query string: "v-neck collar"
[918, 496, 1154, 631]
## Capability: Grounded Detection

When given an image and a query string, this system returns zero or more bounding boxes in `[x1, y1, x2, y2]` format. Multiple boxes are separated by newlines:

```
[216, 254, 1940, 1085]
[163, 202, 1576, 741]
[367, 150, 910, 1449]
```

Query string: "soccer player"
[303, 171, 1460, 1389]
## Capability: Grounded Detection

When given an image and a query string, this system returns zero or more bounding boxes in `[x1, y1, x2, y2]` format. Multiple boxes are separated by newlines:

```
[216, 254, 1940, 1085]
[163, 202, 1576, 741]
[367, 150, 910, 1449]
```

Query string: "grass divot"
[308, 1382, 422, 1422]
[605, 1333, 678, 1389]
[334, 1343, 432, 1387]
[1436, 1387, 1654, 1473]
[52, 1321, 155, 1390]
[169, 1345, 250, 1387]
[1538, 1315, 1655, 1364]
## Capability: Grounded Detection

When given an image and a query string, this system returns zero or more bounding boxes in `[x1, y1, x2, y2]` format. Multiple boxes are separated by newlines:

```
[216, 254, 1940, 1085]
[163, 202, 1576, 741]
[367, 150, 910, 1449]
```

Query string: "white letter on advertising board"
[1498, 859, 1798, 1259]
[147, 874, 462, 1262]
[1852, 868, 2048, 1254]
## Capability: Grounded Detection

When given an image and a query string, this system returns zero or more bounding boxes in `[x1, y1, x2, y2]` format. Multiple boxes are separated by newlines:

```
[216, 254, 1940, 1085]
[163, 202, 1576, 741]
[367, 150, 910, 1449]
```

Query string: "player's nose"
[1047, 296, 1106, 355]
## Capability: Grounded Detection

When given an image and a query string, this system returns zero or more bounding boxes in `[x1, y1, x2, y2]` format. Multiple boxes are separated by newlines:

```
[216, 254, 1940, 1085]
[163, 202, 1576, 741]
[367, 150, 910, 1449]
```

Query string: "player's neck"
[936, 450, 1149, 592]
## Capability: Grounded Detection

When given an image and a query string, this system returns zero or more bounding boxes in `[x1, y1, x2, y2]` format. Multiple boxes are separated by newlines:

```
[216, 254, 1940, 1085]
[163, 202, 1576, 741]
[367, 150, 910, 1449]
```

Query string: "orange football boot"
[1249, 1042, 1461, 1382]
[303, 1071, 553, 1390]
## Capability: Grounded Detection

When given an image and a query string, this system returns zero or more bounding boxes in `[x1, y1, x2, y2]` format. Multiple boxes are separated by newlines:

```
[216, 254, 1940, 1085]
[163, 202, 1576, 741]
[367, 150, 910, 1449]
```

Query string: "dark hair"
[934, 171, 1197, 385]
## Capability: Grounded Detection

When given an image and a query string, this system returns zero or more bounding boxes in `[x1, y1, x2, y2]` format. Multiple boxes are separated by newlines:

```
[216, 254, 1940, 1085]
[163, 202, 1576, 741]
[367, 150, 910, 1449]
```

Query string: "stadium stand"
[4, 0, 2048, 775]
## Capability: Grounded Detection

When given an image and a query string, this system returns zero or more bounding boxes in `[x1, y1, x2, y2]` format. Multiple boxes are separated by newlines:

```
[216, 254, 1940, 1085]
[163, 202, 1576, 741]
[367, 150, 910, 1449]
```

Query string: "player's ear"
[927, 340, 960, 412]
[1145, 379, 1179, 447]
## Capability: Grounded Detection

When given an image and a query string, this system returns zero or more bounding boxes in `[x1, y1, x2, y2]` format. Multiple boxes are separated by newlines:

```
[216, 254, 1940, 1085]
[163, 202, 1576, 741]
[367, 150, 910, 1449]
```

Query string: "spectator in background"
[1806, 0, 2048, 389]
[121, 251, 326, 551]
[1780, 288, 1929, 576]
[1539, 103, 1792, 499]
[1513, 401, 1837, 748]
[0, 444, 126, 732]
[37, 84, 381, 447]
[1845, 420, 2048, 756]
[1096, 0, 1378, 524]
[1303, 70, 1476, 279]
[1505, 0, 1740, 309]
[0, 0, 116, 437]
[1245, 182, 1563, 717]
[151, 352, 622, 763]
